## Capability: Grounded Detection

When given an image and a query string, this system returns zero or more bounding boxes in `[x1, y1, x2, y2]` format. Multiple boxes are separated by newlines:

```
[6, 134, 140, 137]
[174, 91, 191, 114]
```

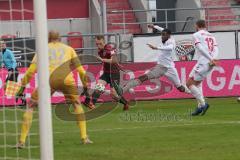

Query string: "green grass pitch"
[0, 97, 240, 160]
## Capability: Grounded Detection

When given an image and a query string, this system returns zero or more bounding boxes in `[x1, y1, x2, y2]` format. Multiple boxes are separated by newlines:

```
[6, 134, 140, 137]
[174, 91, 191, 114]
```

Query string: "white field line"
[3, 121, 239, 137]
[53, 120, 240, 134]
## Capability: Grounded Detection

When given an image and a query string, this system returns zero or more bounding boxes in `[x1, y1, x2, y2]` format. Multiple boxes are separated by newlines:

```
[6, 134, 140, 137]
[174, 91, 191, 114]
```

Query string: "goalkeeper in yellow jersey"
[15, 31, 93, 148]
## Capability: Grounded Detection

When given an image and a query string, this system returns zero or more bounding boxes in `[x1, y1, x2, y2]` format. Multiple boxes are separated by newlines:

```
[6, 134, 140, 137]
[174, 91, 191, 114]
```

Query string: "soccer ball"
[237, 97, 240, 103]
[95, 83, 105, 92]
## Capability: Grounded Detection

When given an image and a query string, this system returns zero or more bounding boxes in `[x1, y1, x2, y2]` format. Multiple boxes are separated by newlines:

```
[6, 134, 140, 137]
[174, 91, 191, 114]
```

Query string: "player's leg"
[110, 73, 129, 110]
[187, 78, 204, 105]
[187, 64, 212, 116]
[196, 82, 203, 107]
[63, 85, 93, 144]
[13, 68, 26, 105]
[119, 74, 147, 94]
[165, 67, 190, 93]
[186, 78, 209, 116]
[110, 87, 129, 111]
[17, 89, 55, 148]
[86, 72, 108, 106]
[17, 90, 38, 148]
[83, 73, 107, 108]
[115, 64, 168, 96]
[18, 108, 34, 148]
[13, 68, 19, 82]
[5, 69, 13, 82]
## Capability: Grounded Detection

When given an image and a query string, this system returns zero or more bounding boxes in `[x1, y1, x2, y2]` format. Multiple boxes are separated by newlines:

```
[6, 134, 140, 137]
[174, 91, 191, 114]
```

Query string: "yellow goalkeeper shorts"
[31, 78, 80, 104]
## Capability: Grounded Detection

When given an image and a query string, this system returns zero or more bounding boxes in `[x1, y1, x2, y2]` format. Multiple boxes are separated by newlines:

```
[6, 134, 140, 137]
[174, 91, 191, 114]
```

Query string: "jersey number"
[49, 48, 65, 66]
[205, 37, 214, 53]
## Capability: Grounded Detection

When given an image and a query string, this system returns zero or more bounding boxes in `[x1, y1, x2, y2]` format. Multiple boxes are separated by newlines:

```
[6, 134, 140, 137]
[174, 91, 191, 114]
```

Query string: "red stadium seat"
[201, 0, 239, 29]
[67, 32, 83, 49]
[105, 0, 141, 34]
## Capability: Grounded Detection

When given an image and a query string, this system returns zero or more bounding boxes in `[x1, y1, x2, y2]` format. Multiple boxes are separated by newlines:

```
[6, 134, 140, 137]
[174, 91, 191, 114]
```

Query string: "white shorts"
[189, 63, 212, 81]
[164, 67, 182, 88]
[147, 64, 181, 88]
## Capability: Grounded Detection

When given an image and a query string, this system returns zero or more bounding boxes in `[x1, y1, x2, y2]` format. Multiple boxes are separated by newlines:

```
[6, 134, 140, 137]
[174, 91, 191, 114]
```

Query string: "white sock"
[197, 83, 204, 108]
[189, 85, 205, 107]
[183, 85, 191, 94]
[123, 79, 141, 93]
[197, 83, 204, 97]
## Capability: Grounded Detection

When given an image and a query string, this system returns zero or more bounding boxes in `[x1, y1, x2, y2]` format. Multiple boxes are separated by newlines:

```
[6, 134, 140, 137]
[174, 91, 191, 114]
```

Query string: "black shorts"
[99, 72, 120, 87]
[6, 68, 19, 82]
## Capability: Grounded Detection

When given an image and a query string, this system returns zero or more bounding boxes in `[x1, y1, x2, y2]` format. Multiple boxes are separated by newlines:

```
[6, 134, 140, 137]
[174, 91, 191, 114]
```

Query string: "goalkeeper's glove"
[15, 86, 25, 103]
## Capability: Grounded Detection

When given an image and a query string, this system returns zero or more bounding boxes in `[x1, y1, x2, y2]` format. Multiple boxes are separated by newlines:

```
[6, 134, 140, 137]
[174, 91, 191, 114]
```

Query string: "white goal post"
[33, 0, 54, 159]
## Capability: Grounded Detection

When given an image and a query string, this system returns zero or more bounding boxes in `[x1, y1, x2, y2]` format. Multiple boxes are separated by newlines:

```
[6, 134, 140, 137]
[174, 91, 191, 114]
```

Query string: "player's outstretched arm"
[147, 43, 158, 50]
[153, 25, 164, 32]
[148, 24, 164, 32]
[76, 65, 88, 87]
[71, 49, 88, 87]
[15, 62, 37, 102]
[111, 54, 118, 64]
[96, 50, 118, 64]
[147, 43, 174, 52]
[157, 43, 174, 51]
[97, 56, 113, 63]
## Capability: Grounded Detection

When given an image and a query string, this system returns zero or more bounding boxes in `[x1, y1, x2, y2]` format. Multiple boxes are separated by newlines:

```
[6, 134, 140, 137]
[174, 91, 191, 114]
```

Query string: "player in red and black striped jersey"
[83, 35, 129, 110]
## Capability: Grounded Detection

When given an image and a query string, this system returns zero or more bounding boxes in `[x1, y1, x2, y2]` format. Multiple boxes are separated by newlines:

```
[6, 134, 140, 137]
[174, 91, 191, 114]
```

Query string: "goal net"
[0, 0, 53, 159]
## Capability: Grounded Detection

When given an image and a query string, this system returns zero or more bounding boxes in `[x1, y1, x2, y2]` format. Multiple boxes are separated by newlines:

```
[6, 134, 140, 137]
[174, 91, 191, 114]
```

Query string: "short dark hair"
[196, 19, 206, 28]
[95, 35, 105, 40]
[162, 28, 171, 35]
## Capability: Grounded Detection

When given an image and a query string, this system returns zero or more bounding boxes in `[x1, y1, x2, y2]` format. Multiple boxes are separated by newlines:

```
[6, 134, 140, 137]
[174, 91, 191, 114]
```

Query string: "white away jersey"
[193, 29, 218, 64]
[156, 38, 176, 68]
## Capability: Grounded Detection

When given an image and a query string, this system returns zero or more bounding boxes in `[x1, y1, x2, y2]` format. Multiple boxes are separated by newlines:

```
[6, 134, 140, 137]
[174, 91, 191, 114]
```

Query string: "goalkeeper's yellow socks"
[74, 105, 87, 140]
[19, 110, 33, 144]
